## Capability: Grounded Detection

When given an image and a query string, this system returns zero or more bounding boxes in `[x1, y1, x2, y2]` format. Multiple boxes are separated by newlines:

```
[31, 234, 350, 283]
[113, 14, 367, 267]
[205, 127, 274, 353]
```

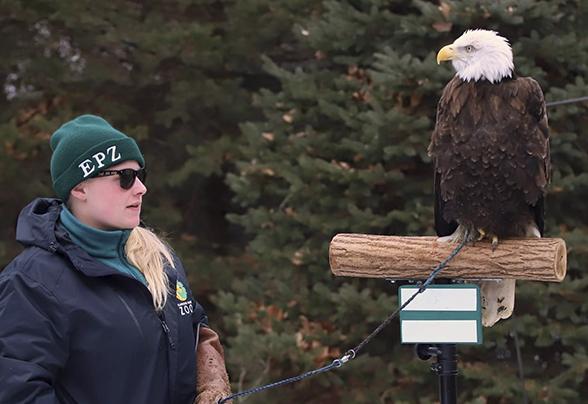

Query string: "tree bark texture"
[329, 234, 567, 282]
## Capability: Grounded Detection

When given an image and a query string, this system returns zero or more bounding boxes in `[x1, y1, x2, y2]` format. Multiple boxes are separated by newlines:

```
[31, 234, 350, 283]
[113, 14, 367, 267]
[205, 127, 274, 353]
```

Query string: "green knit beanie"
[50, 114, 145, 200]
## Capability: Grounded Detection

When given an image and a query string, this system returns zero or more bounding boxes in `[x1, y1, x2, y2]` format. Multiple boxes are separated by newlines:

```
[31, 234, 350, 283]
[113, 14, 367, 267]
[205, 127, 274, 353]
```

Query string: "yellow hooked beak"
[437, 45, 456, 64]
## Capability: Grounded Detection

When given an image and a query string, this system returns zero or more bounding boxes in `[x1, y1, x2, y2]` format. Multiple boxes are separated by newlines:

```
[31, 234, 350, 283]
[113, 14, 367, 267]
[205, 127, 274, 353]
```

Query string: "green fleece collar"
[59, 206, 146, 284]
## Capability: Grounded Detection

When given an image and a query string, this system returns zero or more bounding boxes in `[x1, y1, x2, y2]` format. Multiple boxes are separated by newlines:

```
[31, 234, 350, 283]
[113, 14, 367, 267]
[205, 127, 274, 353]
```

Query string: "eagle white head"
[437, 29, 514, 83]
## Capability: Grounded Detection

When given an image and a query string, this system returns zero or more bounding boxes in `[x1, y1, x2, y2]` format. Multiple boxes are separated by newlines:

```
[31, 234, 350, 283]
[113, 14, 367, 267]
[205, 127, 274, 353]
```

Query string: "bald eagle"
[428, 30, 550, 327]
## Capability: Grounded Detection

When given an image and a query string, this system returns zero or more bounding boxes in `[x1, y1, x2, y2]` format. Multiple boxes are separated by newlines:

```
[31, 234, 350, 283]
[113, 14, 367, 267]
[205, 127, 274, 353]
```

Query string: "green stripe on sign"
[400, 311, 479, 321]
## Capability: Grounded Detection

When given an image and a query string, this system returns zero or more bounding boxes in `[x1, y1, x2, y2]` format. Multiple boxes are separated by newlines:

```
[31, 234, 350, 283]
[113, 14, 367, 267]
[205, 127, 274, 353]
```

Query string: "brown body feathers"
[429, 75, 550, 237]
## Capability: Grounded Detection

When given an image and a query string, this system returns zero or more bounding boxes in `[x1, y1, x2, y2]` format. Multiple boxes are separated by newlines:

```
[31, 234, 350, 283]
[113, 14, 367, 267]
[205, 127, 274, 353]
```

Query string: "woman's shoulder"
[1, 246, 70, 297]
[165, 251, 188, 278]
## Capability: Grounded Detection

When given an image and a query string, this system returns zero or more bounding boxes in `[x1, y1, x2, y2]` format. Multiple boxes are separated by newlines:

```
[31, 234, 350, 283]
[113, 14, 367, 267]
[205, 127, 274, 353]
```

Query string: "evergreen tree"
[222, 1, 588, 402]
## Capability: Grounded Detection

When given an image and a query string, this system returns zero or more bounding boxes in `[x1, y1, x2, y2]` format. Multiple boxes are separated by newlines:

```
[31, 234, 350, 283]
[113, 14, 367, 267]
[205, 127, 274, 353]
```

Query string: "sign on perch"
[399, 285, 482, 344]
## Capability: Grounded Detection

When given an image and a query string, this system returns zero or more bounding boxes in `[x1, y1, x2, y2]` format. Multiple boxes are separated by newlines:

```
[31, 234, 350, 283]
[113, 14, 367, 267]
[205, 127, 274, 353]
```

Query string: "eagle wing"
[510, 77, 551, 236]
[430, 77, 465, 237]
[434, 170, 458, 237]
[519, 77, 550, 235]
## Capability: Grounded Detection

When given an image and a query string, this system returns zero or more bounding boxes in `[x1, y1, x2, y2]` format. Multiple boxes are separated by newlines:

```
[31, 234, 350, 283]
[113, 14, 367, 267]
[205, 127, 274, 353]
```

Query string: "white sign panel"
[399, 285, 482, 344]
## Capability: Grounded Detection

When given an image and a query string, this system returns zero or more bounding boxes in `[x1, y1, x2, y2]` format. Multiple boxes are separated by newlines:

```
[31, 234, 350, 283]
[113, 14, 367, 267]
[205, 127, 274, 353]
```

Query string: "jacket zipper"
[114, 272, 177, 352]
[113, 272, 176, 350]
[106, 269, 176, 351]
[158, 312, 176, 350]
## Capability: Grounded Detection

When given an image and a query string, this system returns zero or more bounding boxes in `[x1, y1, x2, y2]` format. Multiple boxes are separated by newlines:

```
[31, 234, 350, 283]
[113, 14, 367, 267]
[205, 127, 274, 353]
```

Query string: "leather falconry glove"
[194, 326, 231, 404]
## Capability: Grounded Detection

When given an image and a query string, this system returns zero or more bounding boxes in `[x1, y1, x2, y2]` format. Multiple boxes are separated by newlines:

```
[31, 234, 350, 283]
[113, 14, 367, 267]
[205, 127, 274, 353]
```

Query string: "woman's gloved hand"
[194, 326, 231, 404]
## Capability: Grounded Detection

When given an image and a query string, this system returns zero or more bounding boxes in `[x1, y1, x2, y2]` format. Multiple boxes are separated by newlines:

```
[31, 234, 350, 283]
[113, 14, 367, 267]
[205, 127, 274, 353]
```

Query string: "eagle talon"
[477, 229, 486, 241]
[491, 235, 499, 251]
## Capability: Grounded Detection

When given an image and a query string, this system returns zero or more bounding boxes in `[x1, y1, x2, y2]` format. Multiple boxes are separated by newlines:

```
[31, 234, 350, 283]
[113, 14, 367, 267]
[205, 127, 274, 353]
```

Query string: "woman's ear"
[69, 182, 88, 202]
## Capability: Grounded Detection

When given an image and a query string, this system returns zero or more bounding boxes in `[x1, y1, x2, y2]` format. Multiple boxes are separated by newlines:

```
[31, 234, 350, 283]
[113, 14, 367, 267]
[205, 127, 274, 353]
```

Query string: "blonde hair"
[125, 226, 175, 311]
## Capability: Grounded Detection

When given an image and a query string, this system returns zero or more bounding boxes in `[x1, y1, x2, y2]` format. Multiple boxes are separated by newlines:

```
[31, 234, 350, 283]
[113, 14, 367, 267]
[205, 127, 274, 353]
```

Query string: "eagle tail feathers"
[481, 279, 516, 327]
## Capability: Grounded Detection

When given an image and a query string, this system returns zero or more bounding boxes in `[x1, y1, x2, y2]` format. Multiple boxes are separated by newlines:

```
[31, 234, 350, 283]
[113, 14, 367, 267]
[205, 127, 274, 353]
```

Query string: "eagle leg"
[477, 228, 486, 241]
[437, 224, 474, 244]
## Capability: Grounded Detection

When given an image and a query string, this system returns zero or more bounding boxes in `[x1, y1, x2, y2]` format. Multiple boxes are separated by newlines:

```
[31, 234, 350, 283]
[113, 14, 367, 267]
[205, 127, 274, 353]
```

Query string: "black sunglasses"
[96, 168, 147, 190]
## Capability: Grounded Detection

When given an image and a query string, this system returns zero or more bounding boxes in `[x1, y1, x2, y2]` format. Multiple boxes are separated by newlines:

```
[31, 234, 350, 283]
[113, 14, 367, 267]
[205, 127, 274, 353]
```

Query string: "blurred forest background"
[2, 1, 588, 402]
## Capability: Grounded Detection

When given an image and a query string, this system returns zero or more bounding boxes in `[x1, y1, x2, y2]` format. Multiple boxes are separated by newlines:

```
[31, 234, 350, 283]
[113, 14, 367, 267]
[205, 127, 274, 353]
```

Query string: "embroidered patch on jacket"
[176, 281, 188, 301]
[176, 281, 194, 316]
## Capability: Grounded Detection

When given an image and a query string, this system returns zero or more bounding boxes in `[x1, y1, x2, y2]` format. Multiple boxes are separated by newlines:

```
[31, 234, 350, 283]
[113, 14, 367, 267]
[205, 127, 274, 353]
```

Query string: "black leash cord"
[218, 233, 469, 403]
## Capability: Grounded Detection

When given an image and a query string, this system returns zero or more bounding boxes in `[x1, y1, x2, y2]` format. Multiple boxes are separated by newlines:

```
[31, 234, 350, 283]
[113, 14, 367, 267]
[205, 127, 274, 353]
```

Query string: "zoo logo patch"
[176, 281, 188, 302]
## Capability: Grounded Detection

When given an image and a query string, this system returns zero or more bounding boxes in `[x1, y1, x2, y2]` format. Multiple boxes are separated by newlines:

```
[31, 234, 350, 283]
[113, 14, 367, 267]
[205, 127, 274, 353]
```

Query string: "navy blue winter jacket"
[0, 198, 207, 404]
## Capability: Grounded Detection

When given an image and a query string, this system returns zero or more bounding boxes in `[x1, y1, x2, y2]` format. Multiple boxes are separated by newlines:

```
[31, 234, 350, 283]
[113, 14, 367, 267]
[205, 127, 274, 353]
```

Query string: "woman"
[0, 115, 231, 403]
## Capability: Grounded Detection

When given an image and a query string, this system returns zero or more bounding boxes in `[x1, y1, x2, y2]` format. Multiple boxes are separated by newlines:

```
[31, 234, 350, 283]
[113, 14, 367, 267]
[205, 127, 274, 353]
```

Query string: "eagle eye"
[465, 45, 474, 53]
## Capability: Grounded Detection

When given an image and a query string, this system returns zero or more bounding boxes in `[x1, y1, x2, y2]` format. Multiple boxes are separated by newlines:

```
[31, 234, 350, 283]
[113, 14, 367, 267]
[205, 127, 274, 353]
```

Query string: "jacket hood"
[15, 197, 130, 278]
[16, 198, 63, 251]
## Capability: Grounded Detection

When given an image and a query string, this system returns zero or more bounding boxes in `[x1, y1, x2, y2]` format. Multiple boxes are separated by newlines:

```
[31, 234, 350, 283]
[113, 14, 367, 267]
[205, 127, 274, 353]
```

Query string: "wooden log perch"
[329, 234, 567, 282]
